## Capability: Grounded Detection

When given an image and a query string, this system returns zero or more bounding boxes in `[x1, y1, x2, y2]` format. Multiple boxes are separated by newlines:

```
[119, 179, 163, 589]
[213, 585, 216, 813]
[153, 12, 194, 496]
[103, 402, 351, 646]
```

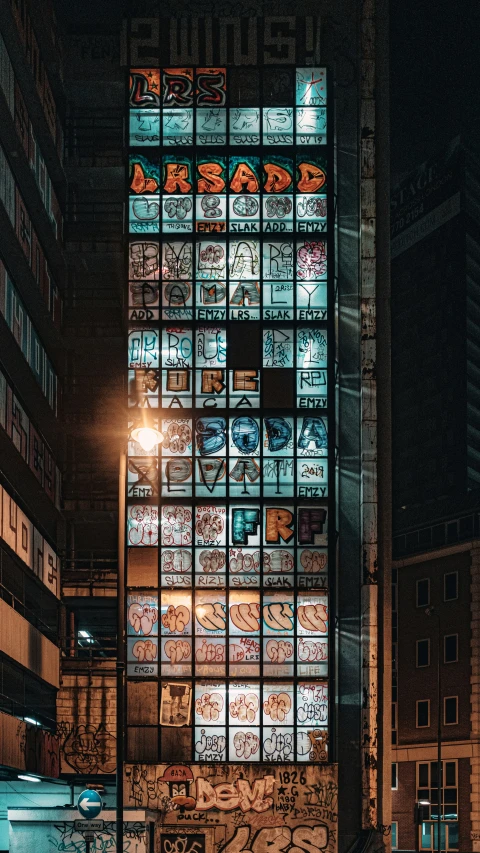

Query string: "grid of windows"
[417, 761, 458, 850]
[125, 66, 333, 762]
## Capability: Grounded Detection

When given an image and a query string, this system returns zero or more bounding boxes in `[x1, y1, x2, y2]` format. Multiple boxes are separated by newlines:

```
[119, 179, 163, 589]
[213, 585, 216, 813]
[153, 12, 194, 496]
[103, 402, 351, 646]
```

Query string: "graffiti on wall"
[57, 722, 116, 774]
[47, 822, 146, 853]
[125, 764, 337, 853]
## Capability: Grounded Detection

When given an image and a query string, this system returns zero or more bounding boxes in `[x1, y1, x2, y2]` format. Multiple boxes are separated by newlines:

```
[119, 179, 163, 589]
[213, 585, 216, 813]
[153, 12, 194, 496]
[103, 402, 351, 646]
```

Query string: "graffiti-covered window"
[125, 64, 333, 763]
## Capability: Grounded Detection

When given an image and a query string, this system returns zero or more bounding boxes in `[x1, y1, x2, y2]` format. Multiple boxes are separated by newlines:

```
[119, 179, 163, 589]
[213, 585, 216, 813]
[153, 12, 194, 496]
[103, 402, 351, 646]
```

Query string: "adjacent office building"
[391, 140, 480, 852]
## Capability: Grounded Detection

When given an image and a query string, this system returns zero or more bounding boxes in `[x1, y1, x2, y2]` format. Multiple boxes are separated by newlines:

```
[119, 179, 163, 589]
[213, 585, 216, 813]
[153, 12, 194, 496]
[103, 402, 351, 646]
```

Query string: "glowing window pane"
[161, 369, 192, 408]
[297, 328, 328, 369]
[161, 504, 192, 547]
[195, 417, 227, 456]
[296, 194, 327, 235]
[297, 281, 327, 320]
[297, 681, 328, 726]
[297, 457, 328, 498]
[263, 592, 294, 635]
[196, 280, 227, 319]
[128, 368, 159, 409]
[127, 636, 158, 676]
[263, 727, 294, 761]
[229, 281, 260, 320]
[160, 548, 192, 575]
[162, 241, 192, 279]
[228, 240, 260, 279]
[195, 590, 227, 635]
[296, 240, 327, 280]
[161, 327, 192, 368]
[195, 548, 226, 589]
[229, 727, 260, 761]
[161, 457, 193, 498]
[195, 506, 227, 547]
[160, 590, 192, 636]
[263, 281, 294, 320]
[263, 457, 294, 498]
[297, 416, 327, 456]
[263, 327, 294, 367]
[263, 241, 294, 280]
[129, 69, 161, 109]
[195, 368, 227, 408]
[162, 197, 193, 234]
[196, 241, 227, 279]
[195, 726, 227, 761]
[196, 195, 227, 232]
[195, 636, 226, 674]
[229, 505, 261, 547]
[295, 68, 327, 106]
[196, 108, 227, 145]
[229, 683, 260, 724]
[228, 547, 260, 587]
[229, 195, 260, 234]
[297, 594, 329, 636]
[263, 683, 294, 724]
[296, 155, 327, 193]
[127, 592, 158, 635]
[229, 108, 260, 144]
[127, 455, 158, 499]
[229, 590, 260, 636]
[263, 196, 294, 232]
[229, 157, 260, 193]
[129, 195, 160, 233]
[229, 369, 260, 407]
[162, 280, 192, 321]
[129, 109, 160, 146]
[263, 505, 295, 546]
[129, 280, 160, 322]
[129, 241, 160, 281]
[296, 107, 327, 145]
[128, 328, 159, 369]
[196, 326, 226, 367]
[262, 107, 293, 144]
[161, 635, 192, 676]
[162, 108, 193, 145]
[163, 68, 194, 107]
[129, 154, 160, 195]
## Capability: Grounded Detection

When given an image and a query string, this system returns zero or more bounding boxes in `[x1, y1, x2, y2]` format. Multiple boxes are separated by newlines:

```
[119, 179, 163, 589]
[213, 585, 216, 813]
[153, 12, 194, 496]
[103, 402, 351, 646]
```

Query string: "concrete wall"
[0, 597, 59, 687]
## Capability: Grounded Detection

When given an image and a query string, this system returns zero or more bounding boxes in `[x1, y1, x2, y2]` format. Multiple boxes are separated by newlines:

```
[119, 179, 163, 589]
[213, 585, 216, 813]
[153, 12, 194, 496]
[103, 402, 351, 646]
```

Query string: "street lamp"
[116, 421, 163, 852]
[425, 606, 442, 853]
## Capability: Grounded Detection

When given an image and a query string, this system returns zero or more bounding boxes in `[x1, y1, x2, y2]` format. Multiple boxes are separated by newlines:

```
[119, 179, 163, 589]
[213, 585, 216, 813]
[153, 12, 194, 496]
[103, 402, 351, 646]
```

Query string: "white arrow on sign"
[79, 798, 99, 812]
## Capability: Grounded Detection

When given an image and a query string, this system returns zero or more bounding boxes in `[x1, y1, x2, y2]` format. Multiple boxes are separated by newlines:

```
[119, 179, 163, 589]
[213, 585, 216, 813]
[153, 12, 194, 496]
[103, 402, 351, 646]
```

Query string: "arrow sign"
[77, 789, 103, 819]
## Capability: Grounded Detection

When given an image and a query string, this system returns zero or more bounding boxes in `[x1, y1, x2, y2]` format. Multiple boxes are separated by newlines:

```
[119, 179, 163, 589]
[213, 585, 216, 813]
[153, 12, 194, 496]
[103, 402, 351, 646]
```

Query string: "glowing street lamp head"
[131, 426, 164, 452]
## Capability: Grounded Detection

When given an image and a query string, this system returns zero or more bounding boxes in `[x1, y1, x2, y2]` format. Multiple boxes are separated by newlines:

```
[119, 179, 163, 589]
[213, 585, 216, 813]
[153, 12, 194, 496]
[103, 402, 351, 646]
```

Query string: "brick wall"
[56, 670, 116, 775]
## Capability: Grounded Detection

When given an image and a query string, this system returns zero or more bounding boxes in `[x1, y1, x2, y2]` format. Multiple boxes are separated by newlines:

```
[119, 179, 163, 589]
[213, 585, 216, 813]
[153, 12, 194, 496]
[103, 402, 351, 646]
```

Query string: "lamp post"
[425, 606, 442, 853]
[116, 425, 163, 853]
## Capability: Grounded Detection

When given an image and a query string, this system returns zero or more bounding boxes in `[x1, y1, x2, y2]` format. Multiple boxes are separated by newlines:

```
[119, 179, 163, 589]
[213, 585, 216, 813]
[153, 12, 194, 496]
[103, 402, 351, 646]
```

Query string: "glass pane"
[129, 109, 160, 146]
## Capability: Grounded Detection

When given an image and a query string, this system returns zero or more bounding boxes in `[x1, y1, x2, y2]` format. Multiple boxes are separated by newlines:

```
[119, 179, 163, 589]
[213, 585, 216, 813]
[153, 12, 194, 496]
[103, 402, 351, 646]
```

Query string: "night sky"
[390, 0, 480, 183]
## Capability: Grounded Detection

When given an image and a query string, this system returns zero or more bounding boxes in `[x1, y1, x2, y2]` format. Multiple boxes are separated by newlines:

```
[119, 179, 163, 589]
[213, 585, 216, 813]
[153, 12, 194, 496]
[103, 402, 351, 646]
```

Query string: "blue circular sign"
[77, 789, 102, 819]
